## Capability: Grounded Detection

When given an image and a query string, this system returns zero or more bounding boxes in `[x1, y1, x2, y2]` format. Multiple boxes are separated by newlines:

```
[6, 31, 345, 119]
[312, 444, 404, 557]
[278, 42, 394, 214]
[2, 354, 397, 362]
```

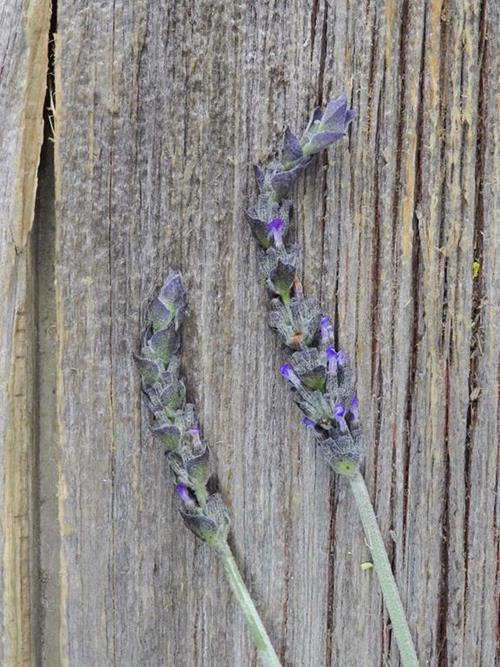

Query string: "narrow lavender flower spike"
[280, 363, 301, 387]
[266, 217, 286, 247]
[334, 404, 348, 432]
[302, 417, 316, 428]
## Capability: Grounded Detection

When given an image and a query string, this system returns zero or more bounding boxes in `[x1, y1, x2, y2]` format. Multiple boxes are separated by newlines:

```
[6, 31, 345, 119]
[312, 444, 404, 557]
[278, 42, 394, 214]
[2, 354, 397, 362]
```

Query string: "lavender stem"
[348, 471, 419, 667]
[217, 542, 282, 667]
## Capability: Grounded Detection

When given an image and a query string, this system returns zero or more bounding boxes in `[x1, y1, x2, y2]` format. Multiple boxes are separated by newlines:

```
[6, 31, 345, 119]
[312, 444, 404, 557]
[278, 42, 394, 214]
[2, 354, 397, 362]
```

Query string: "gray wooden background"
[1, 1, 498, 665]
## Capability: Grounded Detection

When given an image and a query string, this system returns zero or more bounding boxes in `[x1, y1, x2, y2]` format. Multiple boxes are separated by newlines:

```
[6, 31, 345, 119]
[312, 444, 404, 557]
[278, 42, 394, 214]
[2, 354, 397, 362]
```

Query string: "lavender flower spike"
[135, 274, 281, 667]
[246, 98, 419, 667]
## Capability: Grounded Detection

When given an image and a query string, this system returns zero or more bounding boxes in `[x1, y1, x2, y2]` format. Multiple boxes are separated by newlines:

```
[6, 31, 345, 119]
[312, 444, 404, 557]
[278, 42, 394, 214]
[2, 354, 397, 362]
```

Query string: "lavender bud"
[291, 348, 326, 392]
[151, 423, 182, 451]
[246, 197, 291, 248]
[175, 483, 198, 510]
[268, 260, 296, 301]
[186, 447, 210, 487]
[134, 355, 162, 388]
[179, 494, 230, 545]
[150, 272, 186, 332]
[146, 328, 180, 365]
[320, 315, 334, 344]
[334, 404, 348, 432]
[325, 346, 338, 374]
[270, 161, 309, 199]
[280, 363, 301, 387]
[266, 217, 286, 247]
[302, 417, 316, 428]
[301, 94, 355, 157]
[349, 397, 360, 423]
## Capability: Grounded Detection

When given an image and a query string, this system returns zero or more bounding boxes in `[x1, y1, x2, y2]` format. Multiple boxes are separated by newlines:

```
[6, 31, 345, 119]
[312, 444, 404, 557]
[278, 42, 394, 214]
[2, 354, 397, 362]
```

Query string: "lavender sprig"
[135, 275, 281, 667]
[247, 96, 419, 667]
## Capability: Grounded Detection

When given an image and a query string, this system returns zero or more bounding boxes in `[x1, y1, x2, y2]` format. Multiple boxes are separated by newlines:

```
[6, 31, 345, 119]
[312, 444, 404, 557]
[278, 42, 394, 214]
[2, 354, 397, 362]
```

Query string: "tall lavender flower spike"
[246, 96, 419, 667]
[135, 274, 281, 667]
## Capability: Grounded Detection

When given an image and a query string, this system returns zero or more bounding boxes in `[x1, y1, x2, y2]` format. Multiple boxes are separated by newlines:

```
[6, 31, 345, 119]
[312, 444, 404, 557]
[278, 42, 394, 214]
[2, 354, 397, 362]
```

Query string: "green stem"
[349, 471, 419, 667]
[217, 542, 282, 667]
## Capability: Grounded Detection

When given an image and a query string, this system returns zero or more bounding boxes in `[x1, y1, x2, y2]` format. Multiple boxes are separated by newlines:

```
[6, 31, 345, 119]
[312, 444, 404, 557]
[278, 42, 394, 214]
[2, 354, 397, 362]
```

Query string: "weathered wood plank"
[0, 1, 51, 664]
[1, 0, 493, 665]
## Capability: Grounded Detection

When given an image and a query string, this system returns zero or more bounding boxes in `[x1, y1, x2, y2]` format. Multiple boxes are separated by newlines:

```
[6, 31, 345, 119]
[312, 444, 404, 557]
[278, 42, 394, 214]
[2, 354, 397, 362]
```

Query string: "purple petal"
[175, 483, 197, 509]
[334, 404, 348, 432]
[325, 346, 338, 374]
[280, 363, 301, 387]
[349, 397, 360, 422]
[302, 417, 316, 428]
[266, 217, 286, 246]
[320, 315, 334, 342]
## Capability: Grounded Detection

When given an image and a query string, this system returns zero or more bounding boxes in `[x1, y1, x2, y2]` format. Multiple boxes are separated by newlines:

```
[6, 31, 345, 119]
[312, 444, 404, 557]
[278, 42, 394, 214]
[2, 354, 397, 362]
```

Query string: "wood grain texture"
[1, 0, 498, 665]
[0, 1, 51, 664]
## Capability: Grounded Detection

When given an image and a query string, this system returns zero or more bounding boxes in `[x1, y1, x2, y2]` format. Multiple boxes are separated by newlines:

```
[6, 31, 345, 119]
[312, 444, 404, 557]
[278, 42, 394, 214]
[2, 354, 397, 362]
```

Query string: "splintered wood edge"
[0, 1, 52, 664]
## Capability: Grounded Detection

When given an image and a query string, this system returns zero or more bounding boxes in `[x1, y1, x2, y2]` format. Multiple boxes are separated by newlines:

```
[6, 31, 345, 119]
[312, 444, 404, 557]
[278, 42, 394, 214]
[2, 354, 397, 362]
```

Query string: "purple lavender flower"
[334, 404, 348, 432]
[320, 315, 334, 343]
[325, 346, 339, 374]
[280, 363, 301, 387]
[266, 217, 286, 247]
[246, 195, 291, 248]
[302, 417, 316, 428]
[175, 483, 197, 510]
